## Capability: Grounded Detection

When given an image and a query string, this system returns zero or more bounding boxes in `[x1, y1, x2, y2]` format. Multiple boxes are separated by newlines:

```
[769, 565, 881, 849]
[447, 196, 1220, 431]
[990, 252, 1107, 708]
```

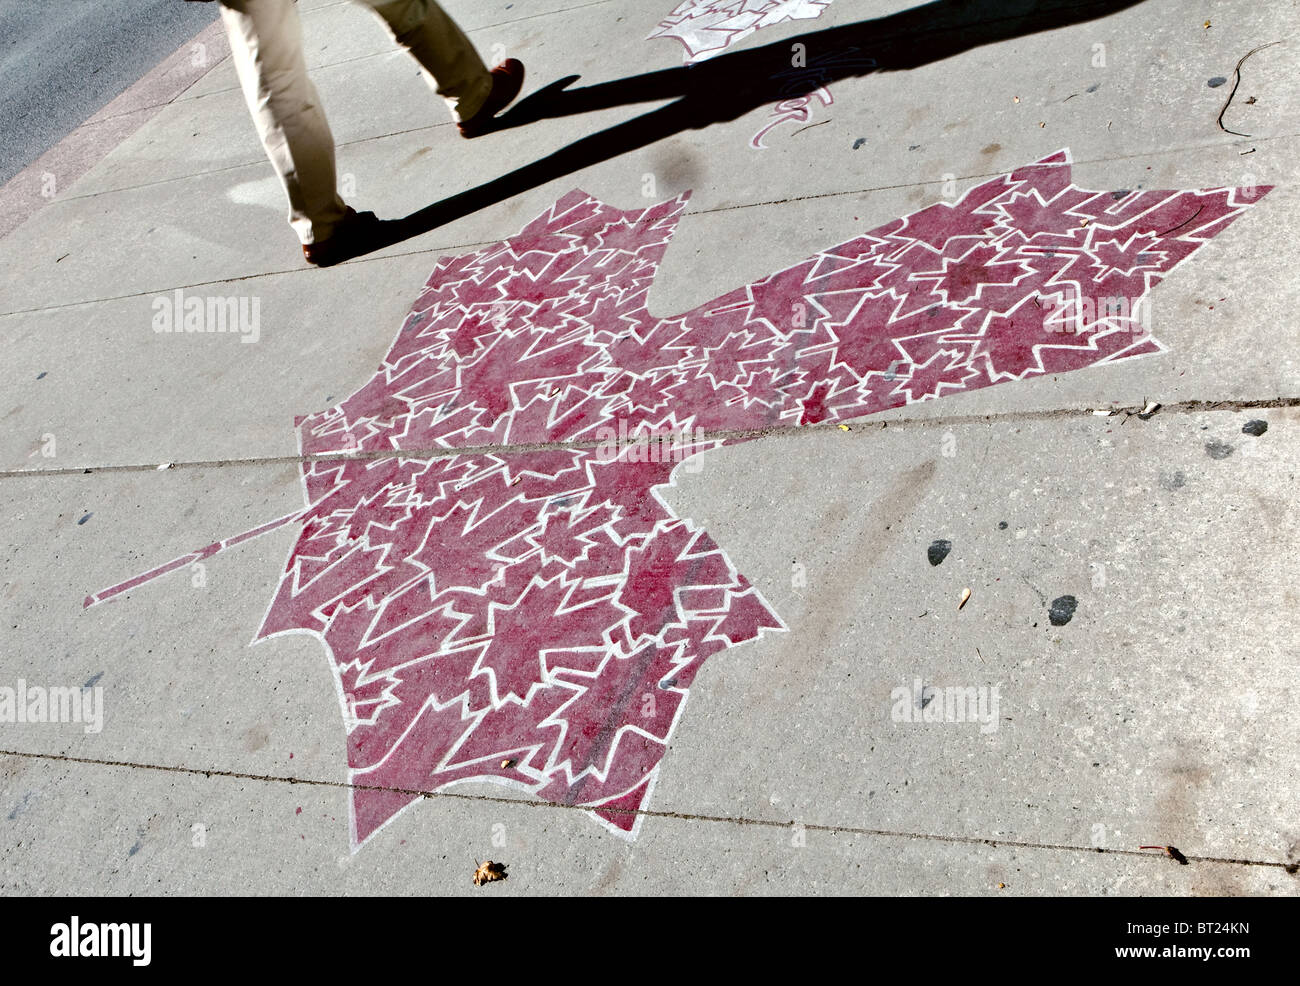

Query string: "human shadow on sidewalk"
[367, 0, 1145, 255]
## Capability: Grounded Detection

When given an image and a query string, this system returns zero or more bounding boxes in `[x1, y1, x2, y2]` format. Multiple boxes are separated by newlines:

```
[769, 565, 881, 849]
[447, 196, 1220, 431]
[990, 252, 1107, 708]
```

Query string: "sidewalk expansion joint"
[11, 130, 1295, 317]
[1, 396, 1295, 483]
[1, 747, 1292, 872]
[49, 115, 460, 207]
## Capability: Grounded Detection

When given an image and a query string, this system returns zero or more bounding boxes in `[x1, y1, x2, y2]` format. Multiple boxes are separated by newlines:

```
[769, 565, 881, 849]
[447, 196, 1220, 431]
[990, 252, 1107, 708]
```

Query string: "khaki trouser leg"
[220, 0, 347, 245]
[360, 0, 493, 123]
[219, 0, 491, 244]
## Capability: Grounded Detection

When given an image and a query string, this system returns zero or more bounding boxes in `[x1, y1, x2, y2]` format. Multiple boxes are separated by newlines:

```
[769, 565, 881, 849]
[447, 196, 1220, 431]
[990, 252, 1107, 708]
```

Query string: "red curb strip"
[0, 17, 230, 242]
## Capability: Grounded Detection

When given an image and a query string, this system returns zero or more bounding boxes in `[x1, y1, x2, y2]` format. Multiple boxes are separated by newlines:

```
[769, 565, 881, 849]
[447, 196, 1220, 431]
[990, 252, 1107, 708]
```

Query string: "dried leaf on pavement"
[473, 860, 508, 886]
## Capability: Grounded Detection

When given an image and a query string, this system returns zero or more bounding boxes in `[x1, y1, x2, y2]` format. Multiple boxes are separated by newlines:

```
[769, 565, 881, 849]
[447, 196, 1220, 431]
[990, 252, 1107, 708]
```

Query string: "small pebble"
[1048, 595, 1078, 626]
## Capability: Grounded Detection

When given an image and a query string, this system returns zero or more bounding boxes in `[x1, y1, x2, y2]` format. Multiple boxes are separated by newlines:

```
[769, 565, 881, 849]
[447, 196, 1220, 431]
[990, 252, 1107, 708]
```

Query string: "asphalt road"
[0, 0, 219, 184]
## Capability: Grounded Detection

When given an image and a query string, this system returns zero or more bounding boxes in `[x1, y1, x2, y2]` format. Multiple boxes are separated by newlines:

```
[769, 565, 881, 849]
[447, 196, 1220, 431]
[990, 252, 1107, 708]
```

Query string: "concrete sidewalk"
[1, 0, 1297, 895]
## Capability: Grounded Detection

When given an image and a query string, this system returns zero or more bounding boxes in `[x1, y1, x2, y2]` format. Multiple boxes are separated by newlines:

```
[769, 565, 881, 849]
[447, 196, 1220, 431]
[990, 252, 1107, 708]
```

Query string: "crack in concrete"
[1, 395, 1294, 483]
[1, 747, 1291, 871]
[43, 127, 1300, 217]
[6, 131, 1298, 321]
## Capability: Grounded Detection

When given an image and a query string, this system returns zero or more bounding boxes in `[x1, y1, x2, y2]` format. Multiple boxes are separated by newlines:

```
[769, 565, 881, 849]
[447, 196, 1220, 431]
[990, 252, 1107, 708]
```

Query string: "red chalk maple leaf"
[86, 150, 1269, 848]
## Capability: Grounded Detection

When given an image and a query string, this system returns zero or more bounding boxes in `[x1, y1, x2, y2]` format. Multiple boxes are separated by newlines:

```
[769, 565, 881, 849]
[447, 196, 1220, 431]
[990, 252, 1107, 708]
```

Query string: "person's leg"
[357, 0, 493, 122]
[220, 0, 348, 244]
